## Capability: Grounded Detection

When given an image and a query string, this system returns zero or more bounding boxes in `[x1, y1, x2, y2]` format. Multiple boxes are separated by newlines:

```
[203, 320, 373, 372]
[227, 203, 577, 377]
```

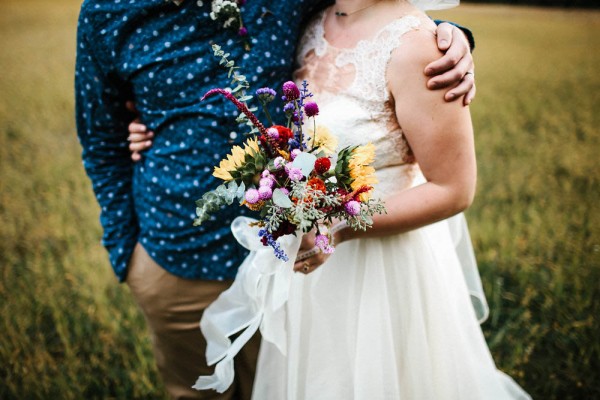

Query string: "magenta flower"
[238, 27, 248, 37]
[286, 166, 304, 181]
[260, 177, 274, 188]
[282, 81, 300, 101]
[315, 234, 335, 254]
[267, 127, 279, 140]
[304, 101, 319, 117]
[258, 186, 273, 200]
[245, 188, 260, 204]
[344, 200, 361, 216]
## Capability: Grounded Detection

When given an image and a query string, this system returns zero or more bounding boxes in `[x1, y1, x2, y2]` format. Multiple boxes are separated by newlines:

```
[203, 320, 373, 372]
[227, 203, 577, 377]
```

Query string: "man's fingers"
[444, 73, 475, 102]
[435, 22, 454, 51]
[131, 151, 142, 162]
[428, 52, 473, 90]
[426, 26, 470, 77]
[464, 84, 476, 106]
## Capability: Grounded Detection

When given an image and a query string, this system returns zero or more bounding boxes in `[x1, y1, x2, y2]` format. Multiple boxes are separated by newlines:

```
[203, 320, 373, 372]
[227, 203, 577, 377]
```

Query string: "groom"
[75, 0, 475, 399]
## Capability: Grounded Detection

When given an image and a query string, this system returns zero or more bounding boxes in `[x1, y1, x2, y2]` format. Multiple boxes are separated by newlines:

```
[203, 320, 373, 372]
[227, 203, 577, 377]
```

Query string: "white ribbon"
[409, 0, 459, 11]
[193, 216, 301, 393]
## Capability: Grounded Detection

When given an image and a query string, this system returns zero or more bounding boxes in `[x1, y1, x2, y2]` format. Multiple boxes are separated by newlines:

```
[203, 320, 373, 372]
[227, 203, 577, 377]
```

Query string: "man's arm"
[75, 32, 139, 282]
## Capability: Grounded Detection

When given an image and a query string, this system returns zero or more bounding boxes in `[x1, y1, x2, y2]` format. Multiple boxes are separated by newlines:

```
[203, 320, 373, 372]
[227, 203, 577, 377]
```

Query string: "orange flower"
[308, 177, 327, 193]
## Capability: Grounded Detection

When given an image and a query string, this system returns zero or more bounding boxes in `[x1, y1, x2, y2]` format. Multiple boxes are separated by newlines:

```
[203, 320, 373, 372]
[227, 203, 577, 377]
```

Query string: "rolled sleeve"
[75, 32, 138, 281]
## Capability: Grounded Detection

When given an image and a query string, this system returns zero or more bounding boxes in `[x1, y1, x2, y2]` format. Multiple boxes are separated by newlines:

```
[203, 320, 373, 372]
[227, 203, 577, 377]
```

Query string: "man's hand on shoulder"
[426, 22, 476, 106]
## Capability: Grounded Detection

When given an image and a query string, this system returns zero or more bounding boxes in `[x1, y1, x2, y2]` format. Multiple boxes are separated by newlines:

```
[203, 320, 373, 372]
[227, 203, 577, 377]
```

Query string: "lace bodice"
[295, 11, 428, 194]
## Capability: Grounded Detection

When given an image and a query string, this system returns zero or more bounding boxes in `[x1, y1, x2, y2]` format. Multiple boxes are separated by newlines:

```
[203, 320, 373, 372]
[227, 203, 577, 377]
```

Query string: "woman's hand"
[427, 23, 476, 106]
[293, 230, 330, 274]
[125, 101, 153, 162]
[292, 226, 345, 275]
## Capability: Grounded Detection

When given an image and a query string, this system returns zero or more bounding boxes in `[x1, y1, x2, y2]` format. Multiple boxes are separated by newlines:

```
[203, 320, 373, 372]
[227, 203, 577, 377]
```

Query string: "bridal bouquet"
[194, 45, 385, 261]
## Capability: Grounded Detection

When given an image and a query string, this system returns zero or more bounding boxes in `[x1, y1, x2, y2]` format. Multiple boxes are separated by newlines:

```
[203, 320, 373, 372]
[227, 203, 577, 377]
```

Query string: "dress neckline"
[318, 7, 422, 52]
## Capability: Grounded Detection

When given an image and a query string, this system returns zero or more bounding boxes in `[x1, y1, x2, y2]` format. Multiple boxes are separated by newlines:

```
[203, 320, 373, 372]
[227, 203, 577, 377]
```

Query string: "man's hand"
[125, 101, 153, 162]
[426, 22, 476, 106]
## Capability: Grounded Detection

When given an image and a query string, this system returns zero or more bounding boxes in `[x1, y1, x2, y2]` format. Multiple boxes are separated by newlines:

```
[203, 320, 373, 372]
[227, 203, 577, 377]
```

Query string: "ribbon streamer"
[193, 216, 301, 393]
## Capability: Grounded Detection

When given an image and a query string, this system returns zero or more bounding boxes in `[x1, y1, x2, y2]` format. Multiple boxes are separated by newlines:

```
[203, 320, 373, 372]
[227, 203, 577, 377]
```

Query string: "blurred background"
[0, 0, 598, 398]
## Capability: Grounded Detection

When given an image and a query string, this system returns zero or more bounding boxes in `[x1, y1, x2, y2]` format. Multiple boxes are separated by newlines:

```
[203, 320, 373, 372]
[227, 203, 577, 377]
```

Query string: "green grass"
[0, 1, 598, 398]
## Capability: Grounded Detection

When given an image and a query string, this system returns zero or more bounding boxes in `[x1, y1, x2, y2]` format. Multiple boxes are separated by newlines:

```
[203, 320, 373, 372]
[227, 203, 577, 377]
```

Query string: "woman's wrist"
[330, 220, 349, 245]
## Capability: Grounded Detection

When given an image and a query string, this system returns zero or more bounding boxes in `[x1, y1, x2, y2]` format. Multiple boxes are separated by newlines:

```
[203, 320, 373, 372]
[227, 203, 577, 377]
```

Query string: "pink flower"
[267, 127, 279, 140]
[286, 166, 304, 181]
[274, 156, 285, 168]
[282, 81, 300, 101]
[304, 101, 319, 117]
[245, 188, 260, 204]
[258, 186, 273, 200]
[315, 234, 335, 254]
[344, 200, 361, 216]
[290, 149, 302, 160]
[260, 177, 274, 188]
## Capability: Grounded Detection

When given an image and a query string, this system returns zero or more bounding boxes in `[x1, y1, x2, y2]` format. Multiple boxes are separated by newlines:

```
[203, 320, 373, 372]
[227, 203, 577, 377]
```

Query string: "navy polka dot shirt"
[75, 0, 326, 282]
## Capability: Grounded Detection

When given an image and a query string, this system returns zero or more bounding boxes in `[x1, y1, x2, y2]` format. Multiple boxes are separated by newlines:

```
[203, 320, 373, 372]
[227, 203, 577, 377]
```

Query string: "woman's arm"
[345, 28, 476, 239]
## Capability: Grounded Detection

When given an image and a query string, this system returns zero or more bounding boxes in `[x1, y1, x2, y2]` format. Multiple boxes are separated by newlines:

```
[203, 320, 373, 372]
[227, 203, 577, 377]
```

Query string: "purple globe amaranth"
[245, 188, 260, 204]
[267, 127, 279, 140]
[259, 177, 274, 188]
[258, 186, 273, 200]
[282, 81, 300, 101]
[238, 26, 248, 37]
[304, 101, 319, 117]
[344, 200, 361, 216]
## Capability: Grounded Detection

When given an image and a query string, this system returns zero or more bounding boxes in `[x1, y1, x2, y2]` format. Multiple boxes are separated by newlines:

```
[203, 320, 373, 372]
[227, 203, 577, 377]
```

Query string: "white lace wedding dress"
[195, 9, 531, 400]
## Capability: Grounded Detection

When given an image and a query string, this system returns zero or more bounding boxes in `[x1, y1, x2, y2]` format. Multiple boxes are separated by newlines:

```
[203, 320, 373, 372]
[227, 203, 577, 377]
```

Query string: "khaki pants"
[126, 243, 260, 400]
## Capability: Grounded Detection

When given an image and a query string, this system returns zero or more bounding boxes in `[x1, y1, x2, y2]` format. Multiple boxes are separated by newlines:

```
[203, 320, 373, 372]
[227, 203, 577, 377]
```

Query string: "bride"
[133, 0, 531, 398]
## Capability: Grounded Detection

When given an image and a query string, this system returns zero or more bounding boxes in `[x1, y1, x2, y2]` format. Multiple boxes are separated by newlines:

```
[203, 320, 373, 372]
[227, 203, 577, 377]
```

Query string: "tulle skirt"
[250, 215, 531, 400]
[195, 214, 531, 400]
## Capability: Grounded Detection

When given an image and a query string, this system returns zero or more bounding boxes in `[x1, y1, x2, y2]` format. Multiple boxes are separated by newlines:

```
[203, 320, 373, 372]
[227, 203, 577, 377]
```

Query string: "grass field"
[1, 1, 599, 398]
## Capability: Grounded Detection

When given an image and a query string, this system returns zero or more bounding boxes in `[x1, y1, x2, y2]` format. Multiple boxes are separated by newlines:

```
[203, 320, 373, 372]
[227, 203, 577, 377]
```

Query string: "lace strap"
[337, 15, 423, 102]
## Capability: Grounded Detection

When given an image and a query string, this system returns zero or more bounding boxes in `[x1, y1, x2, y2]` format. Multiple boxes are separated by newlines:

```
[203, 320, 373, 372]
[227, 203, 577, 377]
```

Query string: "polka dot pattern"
[76, 0, 325, 282]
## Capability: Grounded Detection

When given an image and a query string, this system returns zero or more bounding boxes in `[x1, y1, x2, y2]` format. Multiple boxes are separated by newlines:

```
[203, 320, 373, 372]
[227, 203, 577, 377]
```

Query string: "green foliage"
[194, 180, 245, 226]
[334, 145, 359, 190]
[212, 44, 258, 134]
[0, 1, 598, 399]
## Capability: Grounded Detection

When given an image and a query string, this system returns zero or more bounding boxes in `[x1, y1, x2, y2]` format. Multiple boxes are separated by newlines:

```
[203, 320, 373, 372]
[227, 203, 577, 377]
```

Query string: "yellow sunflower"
[349, 143, 378, 200]
[213, 138, 260, 181]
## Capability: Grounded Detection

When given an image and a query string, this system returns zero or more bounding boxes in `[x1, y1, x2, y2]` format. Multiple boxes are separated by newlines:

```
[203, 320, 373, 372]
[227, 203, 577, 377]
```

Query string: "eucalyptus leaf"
[292, 152, 317, 177]
[273, 188, 293, 208]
